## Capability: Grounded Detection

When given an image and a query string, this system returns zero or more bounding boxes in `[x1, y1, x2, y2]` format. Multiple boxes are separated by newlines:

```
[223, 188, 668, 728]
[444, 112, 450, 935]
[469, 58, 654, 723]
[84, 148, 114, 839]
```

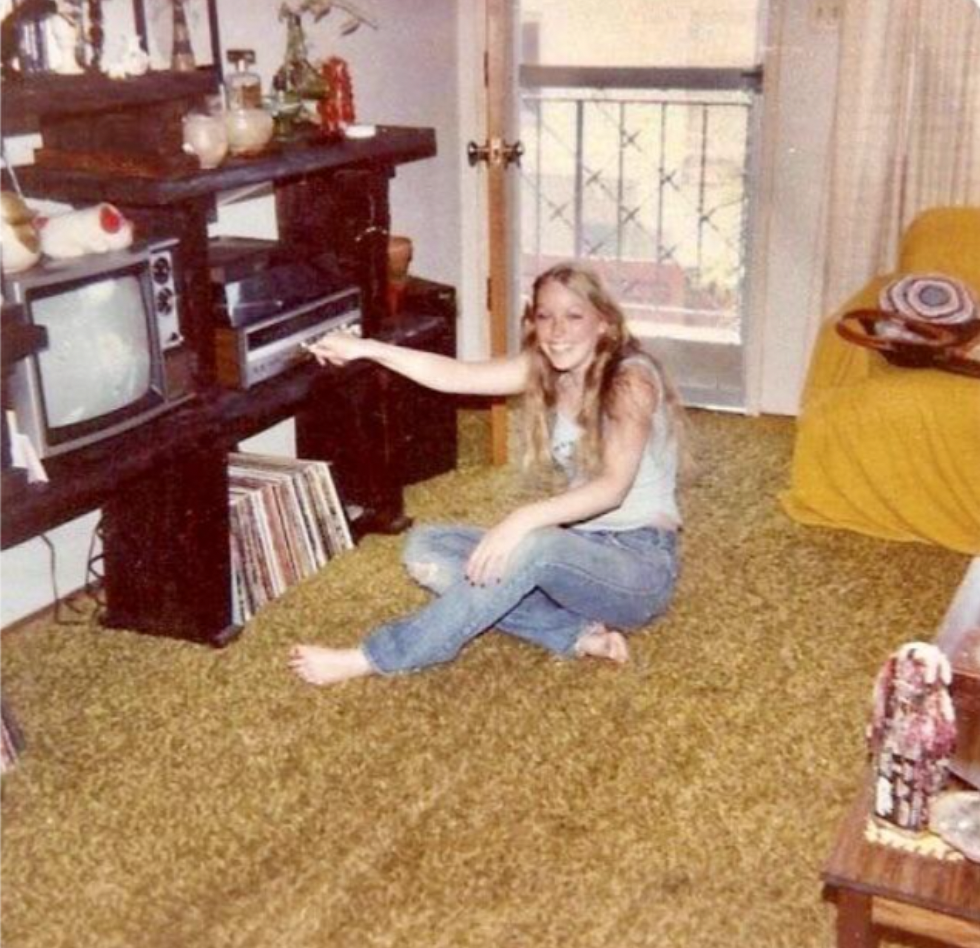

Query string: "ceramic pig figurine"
[868, 641, 957, 832]
[1, 192, 41, 274]
[36, 203, 134, 259]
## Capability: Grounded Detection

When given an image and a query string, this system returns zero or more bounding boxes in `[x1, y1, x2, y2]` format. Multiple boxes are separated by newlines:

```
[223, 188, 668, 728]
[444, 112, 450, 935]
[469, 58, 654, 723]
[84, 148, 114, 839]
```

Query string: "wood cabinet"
[1, 79, 456, 645]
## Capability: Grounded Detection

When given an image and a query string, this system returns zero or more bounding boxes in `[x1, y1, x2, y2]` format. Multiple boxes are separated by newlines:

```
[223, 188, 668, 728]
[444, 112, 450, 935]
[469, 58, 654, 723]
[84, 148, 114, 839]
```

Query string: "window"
[518, 0, 766, 408]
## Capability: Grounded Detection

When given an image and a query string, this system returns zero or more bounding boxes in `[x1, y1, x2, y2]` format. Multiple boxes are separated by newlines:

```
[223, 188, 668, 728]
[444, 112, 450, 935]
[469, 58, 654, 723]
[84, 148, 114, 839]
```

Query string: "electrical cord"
[38, 515, 106, 626]
[84, 516, 107, 614]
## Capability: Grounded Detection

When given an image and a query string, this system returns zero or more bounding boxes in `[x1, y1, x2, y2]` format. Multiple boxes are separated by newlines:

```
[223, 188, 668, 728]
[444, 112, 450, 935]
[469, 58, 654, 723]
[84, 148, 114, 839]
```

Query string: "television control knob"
[156, 287, 174, 314]
[152, 256, 172, 284]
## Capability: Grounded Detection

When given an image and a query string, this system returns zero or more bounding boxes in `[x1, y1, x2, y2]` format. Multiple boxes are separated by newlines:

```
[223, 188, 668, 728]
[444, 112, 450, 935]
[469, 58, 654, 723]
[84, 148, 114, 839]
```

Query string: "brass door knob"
[467, 139, 524, 168]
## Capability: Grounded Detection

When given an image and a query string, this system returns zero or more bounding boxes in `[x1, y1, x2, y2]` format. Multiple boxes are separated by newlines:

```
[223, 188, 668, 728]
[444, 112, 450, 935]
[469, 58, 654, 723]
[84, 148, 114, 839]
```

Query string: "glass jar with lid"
[225, 49, 263, 111]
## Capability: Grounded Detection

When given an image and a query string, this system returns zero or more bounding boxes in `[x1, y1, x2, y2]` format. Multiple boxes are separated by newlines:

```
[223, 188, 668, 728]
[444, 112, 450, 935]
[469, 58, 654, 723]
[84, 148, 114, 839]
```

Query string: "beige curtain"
[818, 0, 980, 317]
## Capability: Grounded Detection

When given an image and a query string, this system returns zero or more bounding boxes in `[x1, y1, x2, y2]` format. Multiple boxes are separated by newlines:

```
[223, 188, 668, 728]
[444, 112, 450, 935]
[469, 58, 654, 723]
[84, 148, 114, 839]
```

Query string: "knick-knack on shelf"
[45, 4, 85, 75]
[35, 204, 134, 259]
[868, 641, 957, 832]
[317, 56, 354, 139]
[86, 0, 104, 71]
[275, 9, 323, 100]
[170, 0, 195, 72]
[387, 236, 413, 316]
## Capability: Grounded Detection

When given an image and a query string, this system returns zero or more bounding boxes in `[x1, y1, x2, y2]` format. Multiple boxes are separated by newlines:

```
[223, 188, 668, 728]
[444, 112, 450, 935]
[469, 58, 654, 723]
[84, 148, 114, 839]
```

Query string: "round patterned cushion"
[878, 273, 979, 342]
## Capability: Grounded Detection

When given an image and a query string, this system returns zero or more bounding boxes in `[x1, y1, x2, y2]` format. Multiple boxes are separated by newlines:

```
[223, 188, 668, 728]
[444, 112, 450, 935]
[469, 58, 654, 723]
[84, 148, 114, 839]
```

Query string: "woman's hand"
[466, 512, 534, 586]
[304, 332, 374, 368]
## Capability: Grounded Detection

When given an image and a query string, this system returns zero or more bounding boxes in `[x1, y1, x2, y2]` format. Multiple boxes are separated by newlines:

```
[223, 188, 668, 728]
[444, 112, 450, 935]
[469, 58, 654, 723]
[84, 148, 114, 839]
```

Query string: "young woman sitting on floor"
[289, 261, 685, 685]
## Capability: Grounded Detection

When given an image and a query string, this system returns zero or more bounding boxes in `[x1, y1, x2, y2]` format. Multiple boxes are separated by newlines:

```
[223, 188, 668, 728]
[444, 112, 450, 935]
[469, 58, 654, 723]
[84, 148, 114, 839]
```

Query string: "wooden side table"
[822, 783, 980, 948]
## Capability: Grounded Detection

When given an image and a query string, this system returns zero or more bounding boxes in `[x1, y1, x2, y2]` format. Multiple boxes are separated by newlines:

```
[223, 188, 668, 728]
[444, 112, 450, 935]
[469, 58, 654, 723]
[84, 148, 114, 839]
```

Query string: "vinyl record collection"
[228, 453, 354, 623]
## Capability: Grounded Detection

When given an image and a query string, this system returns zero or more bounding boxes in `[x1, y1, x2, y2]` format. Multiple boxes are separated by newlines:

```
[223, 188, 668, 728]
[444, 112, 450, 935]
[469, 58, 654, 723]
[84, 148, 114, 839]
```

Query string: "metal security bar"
[519, 65, 760, 342]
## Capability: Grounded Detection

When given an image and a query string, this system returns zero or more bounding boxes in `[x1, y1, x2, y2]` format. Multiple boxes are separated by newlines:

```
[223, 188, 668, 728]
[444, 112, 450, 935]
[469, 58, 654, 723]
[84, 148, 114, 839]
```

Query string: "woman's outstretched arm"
[305, 333, 529, 397]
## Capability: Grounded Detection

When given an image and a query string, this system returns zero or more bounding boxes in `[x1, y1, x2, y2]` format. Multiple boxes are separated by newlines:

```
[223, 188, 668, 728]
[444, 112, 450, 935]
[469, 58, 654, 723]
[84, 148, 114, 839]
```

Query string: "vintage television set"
[1, 238, 188, 460]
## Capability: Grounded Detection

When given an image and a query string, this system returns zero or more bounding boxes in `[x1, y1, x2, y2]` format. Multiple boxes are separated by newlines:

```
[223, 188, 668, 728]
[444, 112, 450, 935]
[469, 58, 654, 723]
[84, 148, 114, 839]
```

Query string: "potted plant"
[275, 0, 377, 101]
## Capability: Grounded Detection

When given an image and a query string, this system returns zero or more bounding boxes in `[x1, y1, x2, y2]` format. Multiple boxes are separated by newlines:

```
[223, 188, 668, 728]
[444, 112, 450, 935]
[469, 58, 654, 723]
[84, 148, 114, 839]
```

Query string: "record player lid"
[212, 252, 354, 327]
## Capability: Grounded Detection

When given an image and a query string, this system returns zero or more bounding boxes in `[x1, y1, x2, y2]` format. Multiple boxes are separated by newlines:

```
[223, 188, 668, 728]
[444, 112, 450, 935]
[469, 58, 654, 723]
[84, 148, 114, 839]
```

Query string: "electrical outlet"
[811, 0, 842, 28]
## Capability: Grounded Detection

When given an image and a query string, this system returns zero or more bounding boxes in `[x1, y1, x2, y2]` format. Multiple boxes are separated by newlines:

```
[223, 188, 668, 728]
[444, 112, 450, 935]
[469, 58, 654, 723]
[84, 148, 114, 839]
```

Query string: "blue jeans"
[362, 523, 679, 675]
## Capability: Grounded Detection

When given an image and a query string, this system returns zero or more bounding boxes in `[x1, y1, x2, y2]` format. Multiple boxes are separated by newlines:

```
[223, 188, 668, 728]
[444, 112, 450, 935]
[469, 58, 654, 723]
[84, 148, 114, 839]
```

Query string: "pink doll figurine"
[868, 641, 957, 831]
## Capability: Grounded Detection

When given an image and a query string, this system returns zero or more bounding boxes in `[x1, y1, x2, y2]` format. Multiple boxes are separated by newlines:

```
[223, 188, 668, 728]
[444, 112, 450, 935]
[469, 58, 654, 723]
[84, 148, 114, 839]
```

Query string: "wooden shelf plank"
[2, 69, 219, 136]
[12, 126, 437, 206]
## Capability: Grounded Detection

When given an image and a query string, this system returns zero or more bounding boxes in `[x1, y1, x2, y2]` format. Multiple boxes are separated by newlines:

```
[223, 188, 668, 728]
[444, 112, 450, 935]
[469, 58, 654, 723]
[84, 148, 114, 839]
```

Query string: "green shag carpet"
[1, 410, 970, 948]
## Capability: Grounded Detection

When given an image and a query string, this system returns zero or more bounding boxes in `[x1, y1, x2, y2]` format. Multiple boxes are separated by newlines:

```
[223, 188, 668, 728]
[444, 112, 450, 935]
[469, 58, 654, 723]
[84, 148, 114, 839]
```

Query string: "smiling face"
[532, 279, 607, 379]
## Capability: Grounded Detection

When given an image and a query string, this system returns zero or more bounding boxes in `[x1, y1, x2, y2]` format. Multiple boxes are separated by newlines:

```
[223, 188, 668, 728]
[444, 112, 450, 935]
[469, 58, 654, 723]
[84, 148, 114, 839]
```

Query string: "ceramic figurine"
[868, 641, 957, 831]
[1, 192, 41, 274]
[182, 112, 229, 169]
[36, 203, 134, 259]
[44, 4, 84, 75]
[224, 107, 275, 156]
[104, 35, 151, 78]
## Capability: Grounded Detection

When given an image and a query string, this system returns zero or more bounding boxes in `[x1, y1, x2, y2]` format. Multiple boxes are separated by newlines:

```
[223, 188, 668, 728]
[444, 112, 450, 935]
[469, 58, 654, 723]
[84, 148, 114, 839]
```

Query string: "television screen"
[32, 270, 154, 429]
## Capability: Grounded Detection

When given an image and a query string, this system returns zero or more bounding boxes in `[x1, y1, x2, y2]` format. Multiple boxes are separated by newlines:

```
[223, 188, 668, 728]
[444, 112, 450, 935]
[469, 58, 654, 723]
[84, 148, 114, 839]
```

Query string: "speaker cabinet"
[386, 279, 458, 486]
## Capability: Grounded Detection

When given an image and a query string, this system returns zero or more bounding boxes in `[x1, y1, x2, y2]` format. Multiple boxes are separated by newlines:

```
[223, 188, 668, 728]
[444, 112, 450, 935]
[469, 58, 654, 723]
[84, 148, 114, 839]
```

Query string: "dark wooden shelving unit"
[1, 74, 454, 646]
[1, 70, 219, 136]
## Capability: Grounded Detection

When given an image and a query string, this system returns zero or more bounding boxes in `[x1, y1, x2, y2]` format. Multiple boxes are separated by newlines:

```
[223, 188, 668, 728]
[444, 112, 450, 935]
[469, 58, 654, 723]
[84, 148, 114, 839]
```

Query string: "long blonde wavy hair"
[520, 262, 686, 481]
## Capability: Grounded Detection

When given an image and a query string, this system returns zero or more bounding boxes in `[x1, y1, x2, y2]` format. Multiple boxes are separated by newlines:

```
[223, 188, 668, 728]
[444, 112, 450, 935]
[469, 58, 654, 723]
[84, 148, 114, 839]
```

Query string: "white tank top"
[550, 357, 680, 531]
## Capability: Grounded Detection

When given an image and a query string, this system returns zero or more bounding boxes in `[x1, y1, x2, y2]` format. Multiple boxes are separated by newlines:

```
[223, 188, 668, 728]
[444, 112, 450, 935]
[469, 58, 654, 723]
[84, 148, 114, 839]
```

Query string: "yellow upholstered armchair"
[781, 207, 980, 554]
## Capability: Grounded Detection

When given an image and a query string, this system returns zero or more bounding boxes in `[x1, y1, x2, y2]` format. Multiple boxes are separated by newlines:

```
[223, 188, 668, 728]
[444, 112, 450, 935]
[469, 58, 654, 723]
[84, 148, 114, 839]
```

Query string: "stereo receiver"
[214, 286, 362, 390]
[209, 242, 362, 390]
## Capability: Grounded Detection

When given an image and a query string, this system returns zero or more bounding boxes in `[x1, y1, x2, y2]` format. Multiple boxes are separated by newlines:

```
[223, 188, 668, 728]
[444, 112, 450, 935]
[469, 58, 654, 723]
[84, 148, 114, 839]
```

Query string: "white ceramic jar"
[224, 108, 275, 156]
[182, 112, 229, 169]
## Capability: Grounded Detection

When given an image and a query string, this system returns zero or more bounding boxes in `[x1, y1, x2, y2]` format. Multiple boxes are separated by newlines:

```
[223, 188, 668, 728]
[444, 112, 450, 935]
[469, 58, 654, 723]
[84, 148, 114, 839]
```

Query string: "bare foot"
[289, 645, 373, 685]
[575, 623, 629, 664]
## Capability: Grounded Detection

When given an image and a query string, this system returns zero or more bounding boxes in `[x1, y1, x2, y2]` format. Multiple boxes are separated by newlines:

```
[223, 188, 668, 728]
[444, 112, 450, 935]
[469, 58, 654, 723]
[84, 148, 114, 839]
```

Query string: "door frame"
[458, 0, 519, 464]
[456, 2, 490, 368]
